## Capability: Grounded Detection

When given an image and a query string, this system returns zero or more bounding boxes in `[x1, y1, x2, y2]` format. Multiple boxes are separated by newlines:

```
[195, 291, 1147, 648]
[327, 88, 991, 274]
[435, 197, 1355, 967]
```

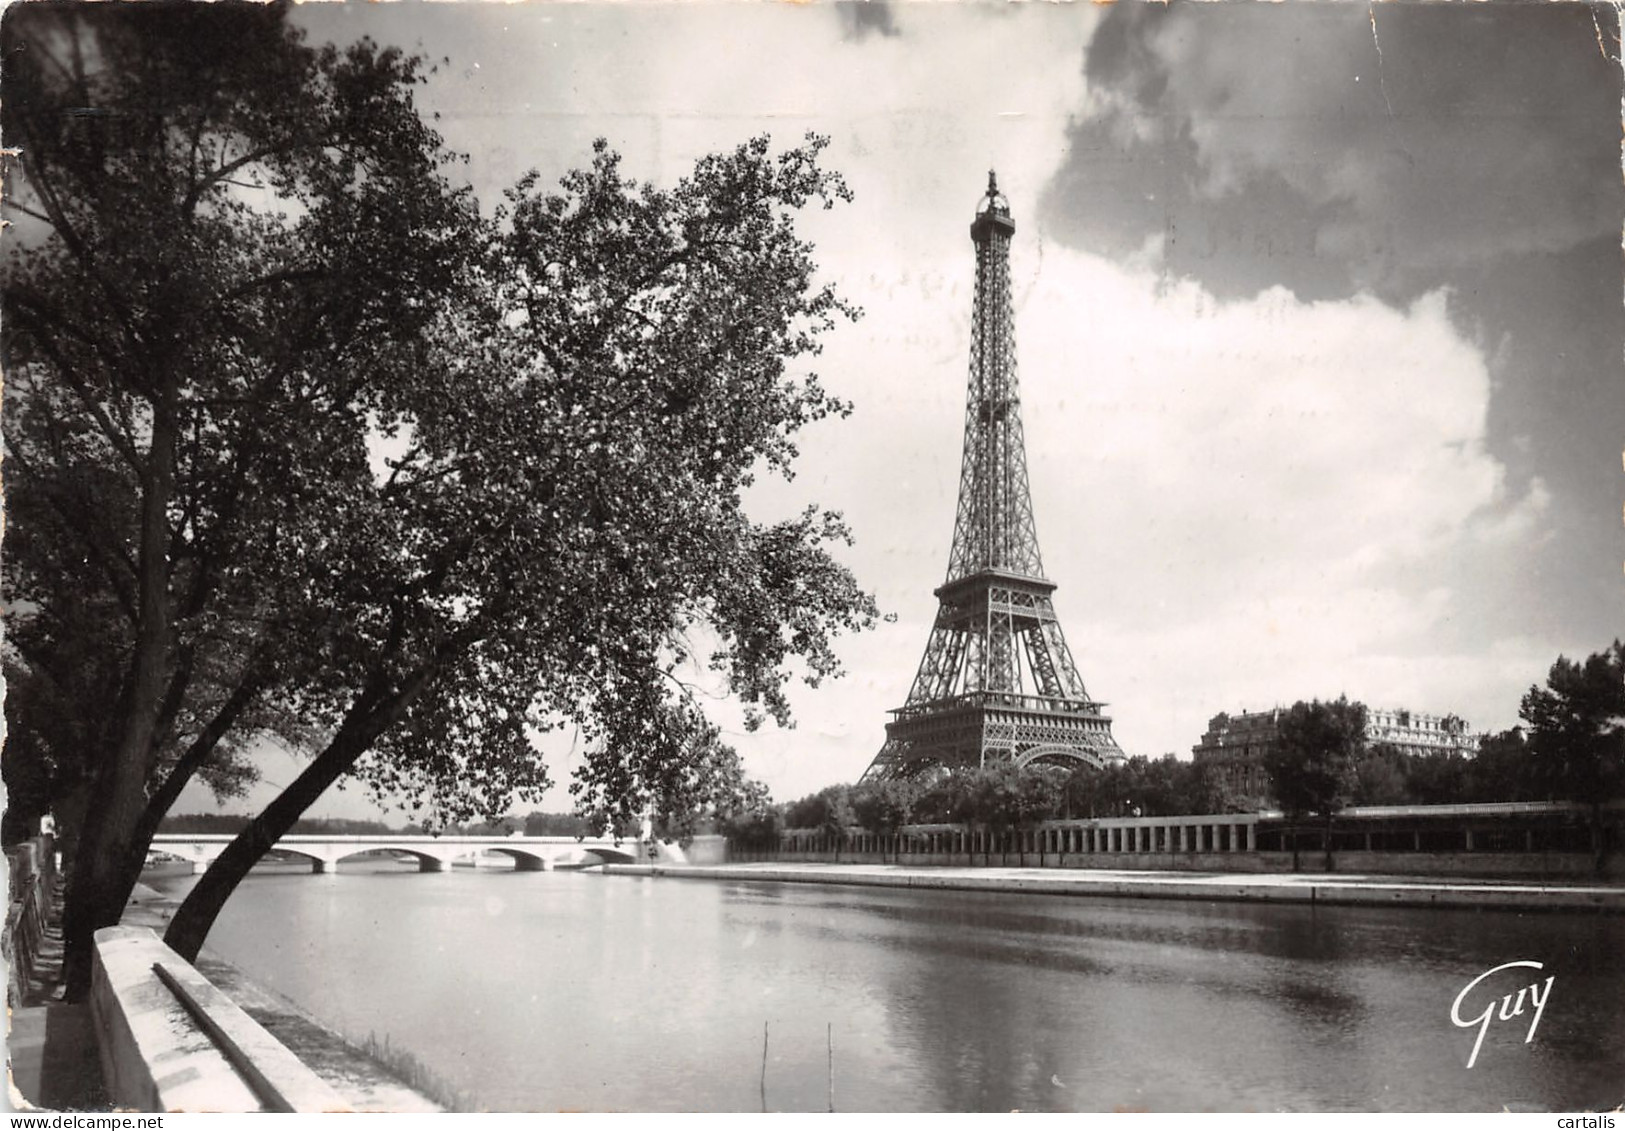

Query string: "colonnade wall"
[732, 807, 1623, 879]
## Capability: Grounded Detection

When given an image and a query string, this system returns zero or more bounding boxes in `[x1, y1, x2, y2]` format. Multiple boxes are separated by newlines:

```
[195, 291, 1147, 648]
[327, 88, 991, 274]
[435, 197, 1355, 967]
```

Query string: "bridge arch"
[482, 847, 551, 872]
[269, 848, 331, 869]
[581, 846, 639, 866]
[357, 846, 457, 873]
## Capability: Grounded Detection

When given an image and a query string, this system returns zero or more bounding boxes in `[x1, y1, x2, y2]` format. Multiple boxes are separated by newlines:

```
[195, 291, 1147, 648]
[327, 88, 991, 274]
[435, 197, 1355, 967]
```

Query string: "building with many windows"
[1192, 705, 1480, 803]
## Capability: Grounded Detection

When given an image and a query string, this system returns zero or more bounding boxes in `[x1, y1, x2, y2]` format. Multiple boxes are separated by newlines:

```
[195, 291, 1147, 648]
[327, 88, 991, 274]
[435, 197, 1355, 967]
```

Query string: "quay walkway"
[603, 861, 1625, 913]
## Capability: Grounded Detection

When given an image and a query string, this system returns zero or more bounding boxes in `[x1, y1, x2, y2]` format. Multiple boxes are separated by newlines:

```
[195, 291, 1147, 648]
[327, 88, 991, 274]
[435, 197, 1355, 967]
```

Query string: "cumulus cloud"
[1005, 247, 1550, 754]
[1049, 2, 1622, 297]
[1040, 0, 1621, 665]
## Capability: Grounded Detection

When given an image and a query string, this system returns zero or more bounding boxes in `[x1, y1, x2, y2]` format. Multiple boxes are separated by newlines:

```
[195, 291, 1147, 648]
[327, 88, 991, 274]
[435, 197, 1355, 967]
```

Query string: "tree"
[717, 805, 784, 856]
[1263, 697, 1366, 869]
[162, 134, 877, 958]
[1466, 728, 1537, 803]
[1016, 768, 1064, 863]
[1060, 754, 1219, 821]
[1520, 642, 1625, 872]
[1062, 761, 1127, 819]
[1350, 743, 1411, 806]
[913, 771, 974, 825]
[962, 762, 1060, 865]
[5, 4, 877, 985]
[3, 3, 481, 991]
[582, 709, 770, 845]
[797, 785, 854, 861]
[1402, 750, 1470, 806]
[851, 779, 920, 862]
[522, 812, 595, 838]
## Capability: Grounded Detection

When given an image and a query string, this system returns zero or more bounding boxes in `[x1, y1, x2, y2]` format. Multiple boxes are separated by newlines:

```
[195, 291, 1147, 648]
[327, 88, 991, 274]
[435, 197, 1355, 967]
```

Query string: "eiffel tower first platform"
[861, 174, 1126, 783]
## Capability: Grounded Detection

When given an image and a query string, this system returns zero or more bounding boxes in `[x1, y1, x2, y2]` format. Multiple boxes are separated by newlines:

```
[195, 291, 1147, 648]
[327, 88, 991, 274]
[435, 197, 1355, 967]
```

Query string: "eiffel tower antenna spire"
[862, 173, 1125, 781]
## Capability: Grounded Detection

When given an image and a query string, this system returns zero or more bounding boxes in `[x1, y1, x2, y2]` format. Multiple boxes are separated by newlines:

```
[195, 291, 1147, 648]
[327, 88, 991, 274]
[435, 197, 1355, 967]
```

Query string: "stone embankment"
[92, 925, 350, 1112]
[605, 861, 1625, 913]
[7, 875, 444, 1113]
[110, 882, 445, 1112]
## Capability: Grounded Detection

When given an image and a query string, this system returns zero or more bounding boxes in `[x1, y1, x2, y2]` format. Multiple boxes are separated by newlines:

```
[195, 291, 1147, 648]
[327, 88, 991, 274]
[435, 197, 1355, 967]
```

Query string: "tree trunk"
[63, 389, 180, 1000]
[164, 732, 364, 960]
[112, 672, 270, 920]
[1323, 814, 1335, 872]
[1592, 801, 1606, 877]
[164, 661, 440, 961]
[1290, 826, 1301, 872]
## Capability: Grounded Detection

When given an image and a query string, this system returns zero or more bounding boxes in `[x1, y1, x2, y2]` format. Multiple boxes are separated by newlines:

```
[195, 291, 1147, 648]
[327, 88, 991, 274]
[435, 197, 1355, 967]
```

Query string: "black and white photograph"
[3, 0, 1623, 1116]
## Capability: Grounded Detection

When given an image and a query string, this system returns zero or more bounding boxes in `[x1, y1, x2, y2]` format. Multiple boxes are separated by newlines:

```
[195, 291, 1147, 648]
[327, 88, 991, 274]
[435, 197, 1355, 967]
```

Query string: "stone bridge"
[149, 833, 649, 874]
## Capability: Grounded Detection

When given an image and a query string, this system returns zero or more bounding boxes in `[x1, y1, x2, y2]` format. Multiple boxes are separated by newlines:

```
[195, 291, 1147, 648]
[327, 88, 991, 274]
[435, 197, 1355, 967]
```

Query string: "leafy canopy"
[1520, 641, 1625, 807]
[3, 1, 879, 971]
[1262, 697, 1367, 819]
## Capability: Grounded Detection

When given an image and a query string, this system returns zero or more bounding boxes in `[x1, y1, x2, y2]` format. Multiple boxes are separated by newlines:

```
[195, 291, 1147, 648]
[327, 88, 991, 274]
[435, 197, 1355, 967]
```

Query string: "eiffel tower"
[862, 173, 1125, 782]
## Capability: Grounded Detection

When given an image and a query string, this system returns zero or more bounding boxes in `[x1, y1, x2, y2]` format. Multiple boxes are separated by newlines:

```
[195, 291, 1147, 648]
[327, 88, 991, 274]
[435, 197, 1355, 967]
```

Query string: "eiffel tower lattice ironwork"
[861, 173, 1126, 782]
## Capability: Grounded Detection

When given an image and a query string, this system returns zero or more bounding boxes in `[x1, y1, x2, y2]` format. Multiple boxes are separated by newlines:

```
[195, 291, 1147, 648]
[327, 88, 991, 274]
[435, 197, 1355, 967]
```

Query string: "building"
[1192, 705, 1481, 802]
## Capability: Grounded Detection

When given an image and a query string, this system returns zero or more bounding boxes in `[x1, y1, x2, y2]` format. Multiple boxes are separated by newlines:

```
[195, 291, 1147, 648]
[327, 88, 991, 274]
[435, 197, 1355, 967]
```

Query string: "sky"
[182, 0, 1623, 821]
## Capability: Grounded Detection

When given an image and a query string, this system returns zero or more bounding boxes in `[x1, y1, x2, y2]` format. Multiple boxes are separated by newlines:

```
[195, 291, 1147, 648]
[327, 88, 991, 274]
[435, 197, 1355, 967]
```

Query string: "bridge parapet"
[149, 834, 643, 874]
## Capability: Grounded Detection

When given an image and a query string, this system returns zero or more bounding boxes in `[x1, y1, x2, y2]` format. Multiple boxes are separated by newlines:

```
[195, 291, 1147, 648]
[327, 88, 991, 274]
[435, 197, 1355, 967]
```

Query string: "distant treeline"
[735, 725, 1576, 848]
[158, 812, 599, 837]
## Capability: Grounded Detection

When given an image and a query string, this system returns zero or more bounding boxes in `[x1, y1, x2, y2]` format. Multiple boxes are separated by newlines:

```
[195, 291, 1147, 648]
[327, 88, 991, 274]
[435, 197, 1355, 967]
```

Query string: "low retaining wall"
[743, 847, 1621, 880]
[5, 836, 58, 1002]
[612, 863, 1625, 913]
[747, 849, 1279, 873]
[91, 926, 351, 1112]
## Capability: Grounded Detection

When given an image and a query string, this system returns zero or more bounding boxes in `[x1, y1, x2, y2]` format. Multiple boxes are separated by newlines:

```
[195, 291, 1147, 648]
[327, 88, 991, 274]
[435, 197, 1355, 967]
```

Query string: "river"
[144, 861, 1625, 1112]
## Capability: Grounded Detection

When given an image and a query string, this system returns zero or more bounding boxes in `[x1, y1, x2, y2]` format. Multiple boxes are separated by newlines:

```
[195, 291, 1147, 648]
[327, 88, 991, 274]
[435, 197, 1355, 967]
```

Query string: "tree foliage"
[1057, 754, 1236, 818]
[1468, 728, 1539, 802]
[1350, 744, 1413, 806]
[574, 705, 772, 844]
[1520, 642, 1625, 805]
[849, 778, 920, 859]
[1520, 642, 1625, 869]
[159, 127, 875, 955]
[3, 2, 481, 987]
[3, 3, 876, 979]
[850, 779, 920, 839]
[1261, 697, 1367, 820]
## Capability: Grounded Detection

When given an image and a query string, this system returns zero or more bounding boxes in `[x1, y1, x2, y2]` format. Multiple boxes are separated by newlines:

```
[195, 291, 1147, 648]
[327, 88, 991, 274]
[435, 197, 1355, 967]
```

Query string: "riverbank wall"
[91, 926, 350, 1112]
[605, 861, 1625, 913]
[734, 846, 1620, 879]
[10, 878, 448, 1114]
[731, 802, 1624, 880]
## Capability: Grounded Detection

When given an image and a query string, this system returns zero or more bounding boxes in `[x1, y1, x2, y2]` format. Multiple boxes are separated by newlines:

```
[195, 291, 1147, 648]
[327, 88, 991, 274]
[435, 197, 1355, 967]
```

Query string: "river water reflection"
[146, 864, 1624, 1112]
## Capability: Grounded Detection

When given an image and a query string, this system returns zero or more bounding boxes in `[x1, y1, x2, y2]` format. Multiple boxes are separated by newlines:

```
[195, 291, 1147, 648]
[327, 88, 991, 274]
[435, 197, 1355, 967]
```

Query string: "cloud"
[1003, 248, 1551, 754]
[1046, 2, 1622, 299]
[1040, 0, 1622, 658]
